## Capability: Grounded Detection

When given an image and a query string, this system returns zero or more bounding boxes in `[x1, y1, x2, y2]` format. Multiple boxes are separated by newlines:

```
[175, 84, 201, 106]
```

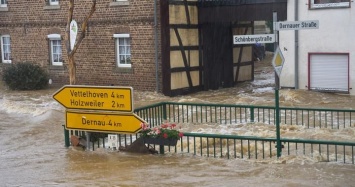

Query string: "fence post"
[159, 145, 165, 154]
[250, 107, 255, 123]
[63, 125, 70, 147]
[275, 89, 282, 158]
[163, 102, 167, 120]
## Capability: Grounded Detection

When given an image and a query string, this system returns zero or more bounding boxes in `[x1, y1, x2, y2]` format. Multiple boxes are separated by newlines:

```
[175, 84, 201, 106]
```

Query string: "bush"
[2, 62, 49, 90]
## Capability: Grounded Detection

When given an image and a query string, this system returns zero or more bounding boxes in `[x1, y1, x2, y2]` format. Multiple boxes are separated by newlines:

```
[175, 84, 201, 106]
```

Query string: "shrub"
[2, 62, 49, 90]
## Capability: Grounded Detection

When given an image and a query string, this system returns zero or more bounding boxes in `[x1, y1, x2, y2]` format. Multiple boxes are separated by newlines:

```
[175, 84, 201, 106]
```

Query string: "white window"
[309, 0, 350, 9]
[110, 0, 129, 6]
[114, 34, 131, 68]
[0, 0, 7, 7]
[49, 0, 59, 6]
[47, 34, 62, 66]
[1, 35, 11, 63]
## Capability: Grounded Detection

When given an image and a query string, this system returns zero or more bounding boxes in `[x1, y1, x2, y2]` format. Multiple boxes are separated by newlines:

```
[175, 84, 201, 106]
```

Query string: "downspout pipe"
[154, 0, 159, 93]
[295, 0, 299, 89]
[154, 0, 159, 92]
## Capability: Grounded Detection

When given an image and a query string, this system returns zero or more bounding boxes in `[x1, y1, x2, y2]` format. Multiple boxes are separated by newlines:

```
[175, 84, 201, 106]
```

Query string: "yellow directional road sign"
[66, 111, 145, 134]
[53, 85, 133, 112]
[272, 46, 285, 77]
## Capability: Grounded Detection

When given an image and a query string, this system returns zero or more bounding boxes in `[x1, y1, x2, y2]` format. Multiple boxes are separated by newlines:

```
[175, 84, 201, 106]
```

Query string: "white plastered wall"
[279, 0, 355, 94]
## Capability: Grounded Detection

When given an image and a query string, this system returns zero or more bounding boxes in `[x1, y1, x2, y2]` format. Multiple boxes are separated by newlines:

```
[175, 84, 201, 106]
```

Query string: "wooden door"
[202, 22, 234, 90]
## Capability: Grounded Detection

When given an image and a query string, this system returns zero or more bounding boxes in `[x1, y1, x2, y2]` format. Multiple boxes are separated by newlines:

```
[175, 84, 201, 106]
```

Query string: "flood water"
[1, 54, 355, 186]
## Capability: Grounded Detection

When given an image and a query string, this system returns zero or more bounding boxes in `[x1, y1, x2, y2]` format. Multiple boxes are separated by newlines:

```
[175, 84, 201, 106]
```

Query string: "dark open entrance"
[202, 22, 234, 90]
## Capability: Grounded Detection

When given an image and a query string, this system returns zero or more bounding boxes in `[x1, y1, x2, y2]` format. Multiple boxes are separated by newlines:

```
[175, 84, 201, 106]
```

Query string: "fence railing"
[162, 102, 355, 129]
[177, 133, 354, 164]
[64, 102, 355, 164]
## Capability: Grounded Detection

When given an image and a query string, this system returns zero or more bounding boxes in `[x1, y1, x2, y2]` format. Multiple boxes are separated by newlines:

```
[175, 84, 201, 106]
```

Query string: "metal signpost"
[272, 13, 319, 158]
[271, 44, 285, 158]
[272, 12, 282, 158]
[233, 14, 319, 158]
[53, 85, 145, 149]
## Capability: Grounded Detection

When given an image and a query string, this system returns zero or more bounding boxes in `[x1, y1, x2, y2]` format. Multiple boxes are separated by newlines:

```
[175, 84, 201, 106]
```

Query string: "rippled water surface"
[1, 55, 355, 186]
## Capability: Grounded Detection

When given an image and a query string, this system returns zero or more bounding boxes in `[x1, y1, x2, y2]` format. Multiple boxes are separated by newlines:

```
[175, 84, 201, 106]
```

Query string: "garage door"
[309, 53, 349, 93]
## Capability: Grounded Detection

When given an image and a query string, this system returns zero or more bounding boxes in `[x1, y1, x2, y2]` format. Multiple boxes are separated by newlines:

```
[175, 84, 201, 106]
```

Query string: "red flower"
[163, 133, 168, 139]
[140, 123, 149, 130]
[140, 122, 183, 139]
[161, 124, 168, 128]
[178, 132, 184, 137]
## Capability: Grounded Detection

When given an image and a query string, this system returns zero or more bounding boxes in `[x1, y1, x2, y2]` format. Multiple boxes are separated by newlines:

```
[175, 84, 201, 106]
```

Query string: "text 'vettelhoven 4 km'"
[53, 85, 133, 112]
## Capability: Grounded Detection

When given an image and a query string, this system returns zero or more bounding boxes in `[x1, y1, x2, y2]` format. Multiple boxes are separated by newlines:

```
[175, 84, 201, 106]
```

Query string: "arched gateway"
[161, 0, 287, 96]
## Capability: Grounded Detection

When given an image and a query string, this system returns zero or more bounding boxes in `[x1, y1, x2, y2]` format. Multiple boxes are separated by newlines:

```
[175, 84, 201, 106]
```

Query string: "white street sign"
[233, 34, 275, 45]
[276, 20, 319, 31]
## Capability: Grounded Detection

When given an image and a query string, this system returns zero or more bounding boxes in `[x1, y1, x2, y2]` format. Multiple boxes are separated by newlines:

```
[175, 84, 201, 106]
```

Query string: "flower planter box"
[143, 137, 178, 146]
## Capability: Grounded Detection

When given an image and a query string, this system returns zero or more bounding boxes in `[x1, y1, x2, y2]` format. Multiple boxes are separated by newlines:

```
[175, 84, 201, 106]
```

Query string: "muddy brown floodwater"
[1, 54, 355, 186]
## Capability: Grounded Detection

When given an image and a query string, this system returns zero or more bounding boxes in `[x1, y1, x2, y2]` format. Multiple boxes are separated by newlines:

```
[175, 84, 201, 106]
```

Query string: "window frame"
[110, 0, 129, 7]
[308, 52, 349, 93]
[309, 0, 351, 9]
[1, 35, 11, 64]
[0, 0, 7, 8]
[47, 34, 63, 66]
[114, 34, 131, 68]
[49, 0, 59, 6]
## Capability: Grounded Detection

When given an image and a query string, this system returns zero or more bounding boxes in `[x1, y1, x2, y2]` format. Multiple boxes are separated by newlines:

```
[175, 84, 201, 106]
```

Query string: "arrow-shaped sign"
[66, 111, 145, 134]
[53, 85, 133, 112]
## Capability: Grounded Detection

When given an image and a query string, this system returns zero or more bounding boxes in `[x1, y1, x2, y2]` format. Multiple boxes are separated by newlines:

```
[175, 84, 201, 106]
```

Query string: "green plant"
[2, 62, 49, 90]
[140, 122, 183, 139]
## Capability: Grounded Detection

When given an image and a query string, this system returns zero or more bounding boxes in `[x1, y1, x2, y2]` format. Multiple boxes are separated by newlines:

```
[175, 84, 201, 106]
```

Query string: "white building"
[279, 0, 354, 94]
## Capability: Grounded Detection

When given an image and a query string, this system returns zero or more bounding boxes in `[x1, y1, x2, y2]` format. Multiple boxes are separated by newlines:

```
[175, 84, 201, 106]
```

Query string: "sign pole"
[273, 11, 282, 158]
[272, 17, 319, 158]
[86, 131, 90, 151]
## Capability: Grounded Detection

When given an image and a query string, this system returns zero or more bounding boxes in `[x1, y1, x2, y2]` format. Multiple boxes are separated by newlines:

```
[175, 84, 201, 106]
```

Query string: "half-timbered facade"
[162, 0, 287, 95]
[0, 0, 287, 96]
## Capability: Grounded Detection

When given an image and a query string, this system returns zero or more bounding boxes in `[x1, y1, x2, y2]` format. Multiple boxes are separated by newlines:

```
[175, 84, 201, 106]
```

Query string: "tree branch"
[64, 0, 97, 85]
[70, 0, 96, 56]
[65, 0, 75, 56]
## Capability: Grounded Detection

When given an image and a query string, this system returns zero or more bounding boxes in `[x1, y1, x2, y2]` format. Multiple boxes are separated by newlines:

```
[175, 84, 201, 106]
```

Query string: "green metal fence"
[162, 102, 355, 128]
[64, 102, 355, 164]
[177, 133, 354, 164]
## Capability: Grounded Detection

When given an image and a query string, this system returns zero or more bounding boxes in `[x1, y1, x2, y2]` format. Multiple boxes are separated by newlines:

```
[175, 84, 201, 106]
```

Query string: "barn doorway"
[161, 0, 287, 96]
[202, 22, 234, 90]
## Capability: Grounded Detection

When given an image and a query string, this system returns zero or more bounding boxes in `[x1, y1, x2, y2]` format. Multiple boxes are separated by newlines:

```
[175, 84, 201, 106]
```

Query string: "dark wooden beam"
[161, 0, 171, 96]
[235, 25, 249, 83]
[199, 3, 287, 23]
[173, 27, 193, 88]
